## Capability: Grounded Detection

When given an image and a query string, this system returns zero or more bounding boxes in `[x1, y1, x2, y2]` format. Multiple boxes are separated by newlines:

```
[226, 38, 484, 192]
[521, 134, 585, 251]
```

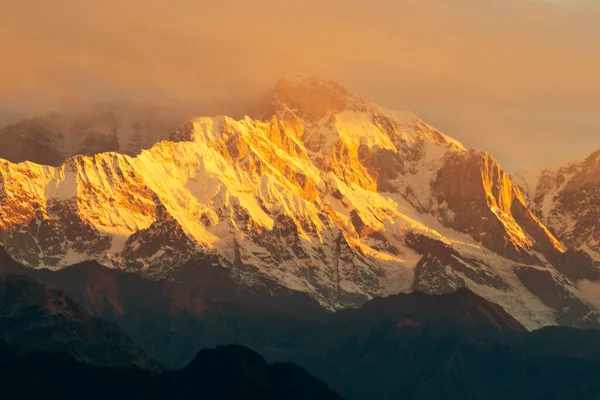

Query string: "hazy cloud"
[1, 0, 599, 169]
[579, 280, 600, 309]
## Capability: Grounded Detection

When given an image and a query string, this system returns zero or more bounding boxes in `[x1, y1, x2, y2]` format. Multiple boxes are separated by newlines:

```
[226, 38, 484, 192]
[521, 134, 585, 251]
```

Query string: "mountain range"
[1, 76, 599, 334]
[5, 249, 600, 399]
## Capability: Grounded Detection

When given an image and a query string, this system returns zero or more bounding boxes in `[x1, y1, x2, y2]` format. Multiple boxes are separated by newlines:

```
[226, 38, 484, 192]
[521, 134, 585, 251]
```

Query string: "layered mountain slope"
[0, 246, 326, 367]
[515, 149, 600, 260]
[5, 287, 600, 400]
[0, 273, 151, 368]
[0, 77, 596, 329]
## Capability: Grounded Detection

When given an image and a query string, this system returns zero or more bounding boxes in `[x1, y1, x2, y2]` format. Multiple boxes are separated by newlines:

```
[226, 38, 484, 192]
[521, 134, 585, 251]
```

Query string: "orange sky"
[1, 0, 599, 170]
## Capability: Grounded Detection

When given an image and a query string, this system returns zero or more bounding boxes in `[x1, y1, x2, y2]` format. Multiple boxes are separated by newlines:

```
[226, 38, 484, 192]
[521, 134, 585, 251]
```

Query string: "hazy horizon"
[2, 0, 599, 170]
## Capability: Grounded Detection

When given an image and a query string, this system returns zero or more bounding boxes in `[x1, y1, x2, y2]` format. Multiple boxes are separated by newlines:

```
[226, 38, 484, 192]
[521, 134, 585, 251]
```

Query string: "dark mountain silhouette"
[0, 342, 343, 400]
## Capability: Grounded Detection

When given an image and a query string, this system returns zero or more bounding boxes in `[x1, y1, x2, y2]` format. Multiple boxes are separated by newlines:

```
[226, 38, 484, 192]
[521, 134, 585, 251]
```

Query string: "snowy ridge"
[514, 149, 600, 260]
[1, 77, 599, 329]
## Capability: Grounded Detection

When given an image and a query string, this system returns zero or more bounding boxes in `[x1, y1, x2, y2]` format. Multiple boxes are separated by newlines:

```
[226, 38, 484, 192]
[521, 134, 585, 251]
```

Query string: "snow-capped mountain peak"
[1, 78, 599, 330]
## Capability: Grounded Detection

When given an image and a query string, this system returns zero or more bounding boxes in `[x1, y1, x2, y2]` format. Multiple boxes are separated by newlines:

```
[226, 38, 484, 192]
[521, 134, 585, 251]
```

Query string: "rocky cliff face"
[1, 77, 598, 329]
[515, 150, 600, 261]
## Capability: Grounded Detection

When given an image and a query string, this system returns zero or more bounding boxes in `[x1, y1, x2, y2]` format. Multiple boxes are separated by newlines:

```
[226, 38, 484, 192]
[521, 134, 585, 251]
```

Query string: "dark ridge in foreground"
[0, 342, 343, 400]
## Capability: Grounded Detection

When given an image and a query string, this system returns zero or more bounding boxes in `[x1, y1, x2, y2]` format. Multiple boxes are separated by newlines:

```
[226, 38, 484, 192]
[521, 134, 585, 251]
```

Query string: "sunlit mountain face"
[1, 76, 599, 332]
